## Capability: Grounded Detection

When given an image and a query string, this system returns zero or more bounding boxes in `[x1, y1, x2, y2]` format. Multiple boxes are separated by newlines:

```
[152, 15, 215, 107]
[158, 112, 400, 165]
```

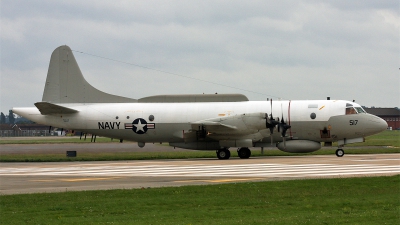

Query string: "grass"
[1, 175, 399, 224]
[346, 130, 400, 147]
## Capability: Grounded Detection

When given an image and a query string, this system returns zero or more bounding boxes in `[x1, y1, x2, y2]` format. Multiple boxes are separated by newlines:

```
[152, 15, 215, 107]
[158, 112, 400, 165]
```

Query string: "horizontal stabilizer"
[34, 102, 78, 115]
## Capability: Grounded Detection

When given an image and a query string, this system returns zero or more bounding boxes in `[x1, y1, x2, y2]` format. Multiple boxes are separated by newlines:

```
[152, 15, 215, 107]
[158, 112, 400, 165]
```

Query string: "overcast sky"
[1, 0, 399, 114]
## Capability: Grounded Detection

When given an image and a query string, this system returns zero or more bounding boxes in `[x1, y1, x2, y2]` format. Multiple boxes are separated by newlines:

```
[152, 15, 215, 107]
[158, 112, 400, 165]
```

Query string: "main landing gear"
[216, 148, 231, 160]
[335, 148, 344, 157]
[237, 147, 251, 159]
[216, 147, 252, 159]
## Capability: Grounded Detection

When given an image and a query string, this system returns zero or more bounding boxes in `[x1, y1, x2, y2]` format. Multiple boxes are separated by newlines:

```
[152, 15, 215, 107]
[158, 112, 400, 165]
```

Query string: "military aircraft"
[13, 45, 387, 159]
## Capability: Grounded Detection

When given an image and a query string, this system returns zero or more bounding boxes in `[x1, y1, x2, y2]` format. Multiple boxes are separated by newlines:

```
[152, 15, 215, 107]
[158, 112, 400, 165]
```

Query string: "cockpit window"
[355, 107, 366, 113]
[346, 106, 366, 115]
[346, 107, 357, 115]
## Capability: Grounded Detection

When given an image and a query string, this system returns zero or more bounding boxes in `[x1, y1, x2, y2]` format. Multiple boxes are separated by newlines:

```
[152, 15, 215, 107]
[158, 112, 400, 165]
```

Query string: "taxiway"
[1, 153, 399, 195]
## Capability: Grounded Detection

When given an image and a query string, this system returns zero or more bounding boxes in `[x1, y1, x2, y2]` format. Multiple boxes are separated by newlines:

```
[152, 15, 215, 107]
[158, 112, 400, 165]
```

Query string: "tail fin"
[42, 45, 137, 103]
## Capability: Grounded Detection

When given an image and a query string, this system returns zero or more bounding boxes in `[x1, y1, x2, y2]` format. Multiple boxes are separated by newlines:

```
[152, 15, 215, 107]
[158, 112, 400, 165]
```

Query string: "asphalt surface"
[0, 140, 399, 195]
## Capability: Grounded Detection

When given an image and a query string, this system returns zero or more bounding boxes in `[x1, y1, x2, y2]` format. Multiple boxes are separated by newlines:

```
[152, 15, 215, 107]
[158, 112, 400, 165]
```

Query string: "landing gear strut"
[237, 147, 251, 159]
[335, 148, 344, 157]
[216, 148, 231, 160]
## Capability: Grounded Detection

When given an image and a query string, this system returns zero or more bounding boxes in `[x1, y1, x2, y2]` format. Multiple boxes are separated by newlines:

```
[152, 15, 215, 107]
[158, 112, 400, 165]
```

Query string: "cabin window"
[149, 115, 155, 121]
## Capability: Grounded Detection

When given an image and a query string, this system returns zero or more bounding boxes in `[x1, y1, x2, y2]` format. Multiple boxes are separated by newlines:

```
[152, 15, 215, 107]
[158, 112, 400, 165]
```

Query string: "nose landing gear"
[335, 148, 344, 157]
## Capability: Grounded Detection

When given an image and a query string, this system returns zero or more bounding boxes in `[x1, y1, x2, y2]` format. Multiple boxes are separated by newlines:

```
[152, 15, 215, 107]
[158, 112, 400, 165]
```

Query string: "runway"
[1, 153, 399, 195]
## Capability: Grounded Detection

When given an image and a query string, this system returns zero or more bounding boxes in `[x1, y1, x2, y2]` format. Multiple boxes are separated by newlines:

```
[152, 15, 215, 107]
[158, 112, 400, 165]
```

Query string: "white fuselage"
[13, 99, 387, 148]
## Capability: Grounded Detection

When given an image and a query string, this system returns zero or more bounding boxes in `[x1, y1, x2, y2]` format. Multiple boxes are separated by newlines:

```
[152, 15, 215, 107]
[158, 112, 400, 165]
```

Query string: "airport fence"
[0, 129, 57, 137]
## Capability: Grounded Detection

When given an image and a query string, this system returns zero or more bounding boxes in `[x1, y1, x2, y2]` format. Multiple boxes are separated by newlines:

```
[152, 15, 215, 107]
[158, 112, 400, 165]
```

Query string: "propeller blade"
[281, 124, 291, 137]
[265, 98, 286, 146]
[266, 98, 279, 134]
[270, 135, 273, 146]
[277, 117, 280, 132]
[282, 136, 286, 150]
[278, 105, 291, 138]
[270, 98, 273, 112]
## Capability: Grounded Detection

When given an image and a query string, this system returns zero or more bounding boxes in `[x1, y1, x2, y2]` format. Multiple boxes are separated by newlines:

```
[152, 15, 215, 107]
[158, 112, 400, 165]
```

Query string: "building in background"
[0, 124, 70, 137]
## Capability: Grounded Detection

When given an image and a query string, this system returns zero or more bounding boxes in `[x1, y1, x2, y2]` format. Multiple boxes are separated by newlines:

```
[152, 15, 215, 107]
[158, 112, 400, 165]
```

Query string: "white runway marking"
[353, 159, 400, 161]
[1, 163, 399, 178]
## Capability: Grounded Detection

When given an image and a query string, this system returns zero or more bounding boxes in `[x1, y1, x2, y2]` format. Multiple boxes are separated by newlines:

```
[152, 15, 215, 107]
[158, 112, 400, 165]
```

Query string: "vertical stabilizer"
[42, 45, 137, 103]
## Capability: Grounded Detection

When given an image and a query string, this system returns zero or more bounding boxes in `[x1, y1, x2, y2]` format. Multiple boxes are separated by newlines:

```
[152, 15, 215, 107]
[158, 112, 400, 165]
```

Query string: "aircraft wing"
[190, 120, 237, 133]
[34, 102, 78, 115]
[189, 112, 267, 135]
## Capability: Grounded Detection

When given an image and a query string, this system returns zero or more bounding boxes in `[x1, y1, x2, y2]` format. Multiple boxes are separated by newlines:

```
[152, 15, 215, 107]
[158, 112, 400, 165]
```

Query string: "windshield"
[346, 106, 366, 115]
[346, 107, 356, 115]
[355, 107, 366, 113]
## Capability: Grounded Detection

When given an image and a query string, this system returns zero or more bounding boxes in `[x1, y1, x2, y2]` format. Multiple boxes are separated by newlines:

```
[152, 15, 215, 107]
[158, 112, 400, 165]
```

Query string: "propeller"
[277, 104, 291, 149]
[278, 116, 291, 137]
[265, 99, 279, 145]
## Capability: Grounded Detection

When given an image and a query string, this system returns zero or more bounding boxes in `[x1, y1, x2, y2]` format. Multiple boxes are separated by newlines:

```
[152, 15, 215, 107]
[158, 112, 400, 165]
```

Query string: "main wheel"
[238, 147, 251, 159]
[217, 148, 230, 160]
[335, 149, 344, 157]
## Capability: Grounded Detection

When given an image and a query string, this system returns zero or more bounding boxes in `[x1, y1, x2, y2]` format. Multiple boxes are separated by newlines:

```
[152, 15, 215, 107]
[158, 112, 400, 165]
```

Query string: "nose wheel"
[216, 148, 231, 160]
[335, 149, 344, 157]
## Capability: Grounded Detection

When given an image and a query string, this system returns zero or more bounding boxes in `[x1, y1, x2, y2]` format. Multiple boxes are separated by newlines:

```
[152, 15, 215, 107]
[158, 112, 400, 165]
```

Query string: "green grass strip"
[1, 175, 399, 224]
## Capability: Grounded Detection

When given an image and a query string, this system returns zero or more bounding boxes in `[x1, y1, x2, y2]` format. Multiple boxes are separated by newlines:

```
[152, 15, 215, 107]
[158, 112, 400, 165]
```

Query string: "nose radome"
[369, 114, 388, 132]
[378, 117, 388, 131]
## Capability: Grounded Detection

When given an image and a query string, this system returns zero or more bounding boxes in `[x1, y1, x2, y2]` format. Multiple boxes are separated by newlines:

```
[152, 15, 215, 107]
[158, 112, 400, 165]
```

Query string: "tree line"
[0, 110, 34, 124]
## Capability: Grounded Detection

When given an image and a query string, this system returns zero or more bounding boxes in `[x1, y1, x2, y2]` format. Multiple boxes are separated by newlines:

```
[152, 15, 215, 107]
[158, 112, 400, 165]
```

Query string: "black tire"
[335, 149, 344, 157]
[238, 147, 251, 159]
[225, 150, 231, 159]
[217, 149, 230, 160]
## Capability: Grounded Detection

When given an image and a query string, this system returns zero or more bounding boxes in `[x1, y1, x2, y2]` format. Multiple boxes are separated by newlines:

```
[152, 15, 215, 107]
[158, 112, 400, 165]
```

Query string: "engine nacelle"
[242, 112, 267, 130]
[277, 140, 321, 153]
